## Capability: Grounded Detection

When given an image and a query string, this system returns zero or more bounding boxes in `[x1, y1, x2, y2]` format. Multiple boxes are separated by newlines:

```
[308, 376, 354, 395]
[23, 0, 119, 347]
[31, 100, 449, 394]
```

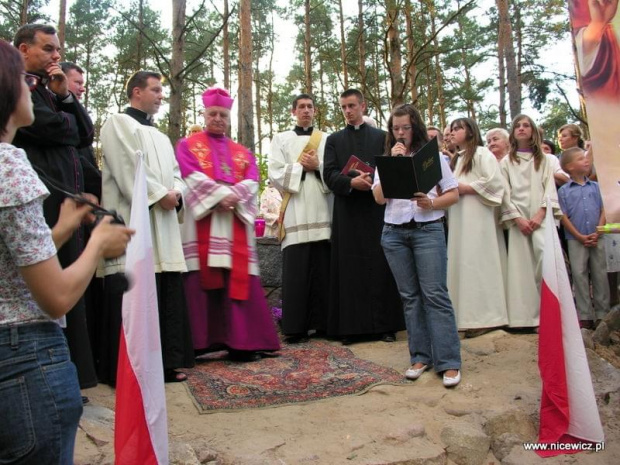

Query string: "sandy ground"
[76, 330, 620, 465]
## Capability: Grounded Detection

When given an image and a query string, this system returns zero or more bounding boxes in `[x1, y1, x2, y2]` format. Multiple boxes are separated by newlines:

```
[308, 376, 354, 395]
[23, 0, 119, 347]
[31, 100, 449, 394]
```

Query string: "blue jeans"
[0, 322, 82, 464]
[381, 223, 461, 372]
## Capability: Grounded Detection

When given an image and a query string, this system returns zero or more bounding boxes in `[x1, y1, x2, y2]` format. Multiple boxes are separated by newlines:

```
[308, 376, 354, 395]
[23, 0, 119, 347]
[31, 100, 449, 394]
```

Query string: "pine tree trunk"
[358, 0, 366, 95]
[137, 0, 144, 68]
[20, 0, 28, 25]
[304, 0, 312, 94]
[254, 55, 262, 154]
[497, 0, 520, 119]
[267, 11, 275, 140]
[169, 0, 186, 146]
[427, 0, 446, 128]
[496, 17, 507, 127]
[58, 0, 67, 60]
[404, 0, 418, 104]
[338, 0, 348, 89]
[386, 0, 404, 107]
[238, 0, 255, 149]
[223, 0, 230, 92]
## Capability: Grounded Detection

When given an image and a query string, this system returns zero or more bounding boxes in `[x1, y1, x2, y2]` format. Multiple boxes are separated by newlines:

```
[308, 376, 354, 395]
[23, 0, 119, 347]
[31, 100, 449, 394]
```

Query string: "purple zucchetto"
[202, 87, 234, 109]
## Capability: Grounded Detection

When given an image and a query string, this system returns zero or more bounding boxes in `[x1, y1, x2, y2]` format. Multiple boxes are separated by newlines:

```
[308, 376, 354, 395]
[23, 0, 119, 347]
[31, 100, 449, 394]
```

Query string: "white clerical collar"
[347, 123, 366, 131]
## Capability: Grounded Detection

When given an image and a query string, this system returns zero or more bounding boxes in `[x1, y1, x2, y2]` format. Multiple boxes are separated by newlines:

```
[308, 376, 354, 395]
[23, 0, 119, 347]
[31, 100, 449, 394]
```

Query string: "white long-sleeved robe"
[100, 113, 187, 275]
[448, 147, 509, 329]
[500, 151, 562, 327]
[269, 129, 332, 249]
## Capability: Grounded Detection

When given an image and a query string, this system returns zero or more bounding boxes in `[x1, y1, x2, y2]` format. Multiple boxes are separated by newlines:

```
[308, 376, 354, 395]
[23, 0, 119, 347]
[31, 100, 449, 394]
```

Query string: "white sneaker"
[405, 364, 430, 380]
[442, 370, 461, 387]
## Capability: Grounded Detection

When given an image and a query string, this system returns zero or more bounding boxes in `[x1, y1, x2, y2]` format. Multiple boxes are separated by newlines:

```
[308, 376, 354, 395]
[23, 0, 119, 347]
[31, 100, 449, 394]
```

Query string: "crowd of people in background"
[0, 21, 613, 464]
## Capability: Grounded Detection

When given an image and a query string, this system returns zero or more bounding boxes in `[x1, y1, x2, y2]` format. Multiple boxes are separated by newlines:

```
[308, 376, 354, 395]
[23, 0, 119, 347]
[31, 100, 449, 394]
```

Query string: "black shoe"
[381, 332, 396, 342]
[81, 396, 90, 405]
[284, 334, 310, 344]
[164, 369, 188, 383]
[228, 350, 261, 362]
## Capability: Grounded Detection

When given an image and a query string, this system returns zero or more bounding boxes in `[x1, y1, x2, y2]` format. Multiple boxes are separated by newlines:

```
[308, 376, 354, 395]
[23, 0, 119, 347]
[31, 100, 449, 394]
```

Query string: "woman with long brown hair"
[447, 118, 508, 337]
[373, 104, 462, 387]
[500, 114, 562, 329]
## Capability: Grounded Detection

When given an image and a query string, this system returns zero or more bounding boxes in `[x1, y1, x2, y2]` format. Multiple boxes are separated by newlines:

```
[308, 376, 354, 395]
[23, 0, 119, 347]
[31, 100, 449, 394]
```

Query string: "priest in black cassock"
[323, 89, 404, 344]
[14, 25, 99, 392]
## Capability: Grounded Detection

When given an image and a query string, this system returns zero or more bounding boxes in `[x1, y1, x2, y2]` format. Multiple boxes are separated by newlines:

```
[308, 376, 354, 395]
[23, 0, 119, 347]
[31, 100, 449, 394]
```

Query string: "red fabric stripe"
[229, 215, 249, 300]
[115, 332, 158, 465]
[537, 280, 570, 453]
[197, 216, 224, 290]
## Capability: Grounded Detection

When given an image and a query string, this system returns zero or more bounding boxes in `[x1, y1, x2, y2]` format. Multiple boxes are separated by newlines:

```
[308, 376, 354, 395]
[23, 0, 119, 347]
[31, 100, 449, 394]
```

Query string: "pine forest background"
[1, 0, 584, 177]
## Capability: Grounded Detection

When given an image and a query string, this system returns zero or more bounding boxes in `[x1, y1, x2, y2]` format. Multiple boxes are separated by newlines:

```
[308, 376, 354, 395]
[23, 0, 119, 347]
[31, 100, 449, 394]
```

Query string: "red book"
[341, 155, 375, 176]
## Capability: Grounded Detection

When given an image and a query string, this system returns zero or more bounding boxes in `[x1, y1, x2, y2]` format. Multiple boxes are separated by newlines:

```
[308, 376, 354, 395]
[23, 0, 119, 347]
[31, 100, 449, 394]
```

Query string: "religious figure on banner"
[570, 0, 620, 99]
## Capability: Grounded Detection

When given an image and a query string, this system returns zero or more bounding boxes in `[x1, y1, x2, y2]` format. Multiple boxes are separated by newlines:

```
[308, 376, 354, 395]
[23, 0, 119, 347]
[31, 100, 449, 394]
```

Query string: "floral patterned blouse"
[0, 143, 56, 325]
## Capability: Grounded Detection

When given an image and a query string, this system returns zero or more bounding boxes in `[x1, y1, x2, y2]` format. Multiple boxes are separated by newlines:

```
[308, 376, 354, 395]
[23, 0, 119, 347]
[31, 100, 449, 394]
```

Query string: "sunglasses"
[23, 72, 39, 91]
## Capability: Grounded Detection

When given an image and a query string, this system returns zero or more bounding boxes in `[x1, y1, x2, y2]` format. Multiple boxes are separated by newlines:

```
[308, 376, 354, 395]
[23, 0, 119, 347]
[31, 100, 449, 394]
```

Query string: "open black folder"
[374, 137, 442, 199]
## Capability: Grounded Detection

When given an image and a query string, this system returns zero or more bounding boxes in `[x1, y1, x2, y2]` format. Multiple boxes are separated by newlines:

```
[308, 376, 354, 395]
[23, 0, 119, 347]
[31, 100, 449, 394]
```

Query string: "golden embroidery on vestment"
[232, 151, 248, 182]
[190, 141, 213, 170]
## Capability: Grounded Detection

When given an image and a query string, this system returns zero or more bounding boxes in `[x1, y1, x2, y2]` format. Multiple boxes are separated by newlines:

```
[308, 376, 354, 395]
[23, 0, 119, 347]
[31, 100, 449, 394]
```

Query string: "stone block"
[256, 237, 282, 287]
[603, 307, 620, 331]
[483, 409, 537, 443]
[441, 420, 491, 465]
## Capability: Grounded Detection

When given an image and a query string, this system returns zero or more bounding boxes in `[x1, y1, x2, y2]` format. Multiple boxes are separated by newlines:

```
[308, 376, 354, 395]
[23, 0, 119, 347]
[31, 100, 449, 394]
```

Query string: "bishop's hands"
[216, 192, 241, 212]
[300, 149, 319, 172]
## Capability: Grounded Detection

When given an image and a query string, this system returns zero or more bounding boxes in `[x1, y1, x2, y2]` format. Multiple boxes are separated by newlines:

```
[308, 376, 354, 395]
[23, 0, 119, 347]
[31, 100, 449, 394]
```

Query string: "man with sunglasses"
[13, 24, 100, 395]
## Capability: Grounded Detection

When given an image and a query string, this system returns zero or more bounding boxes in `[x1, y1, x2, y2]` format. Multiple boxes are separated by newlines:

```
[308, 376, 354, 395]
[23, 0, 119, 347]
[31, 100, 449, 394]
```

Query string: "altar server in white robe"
[500, 114, 562, 328]
[446, 117, 508, 336]
[269, 94, 332, 342]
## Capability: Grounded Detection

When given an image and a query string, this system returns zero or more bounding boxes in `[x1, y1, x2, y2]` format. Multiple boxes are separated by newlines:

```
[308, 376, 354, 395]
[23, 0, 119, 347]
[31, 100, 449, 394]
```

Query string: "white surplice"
[100, 114, 187, 275]
[269, 129, 332, 249]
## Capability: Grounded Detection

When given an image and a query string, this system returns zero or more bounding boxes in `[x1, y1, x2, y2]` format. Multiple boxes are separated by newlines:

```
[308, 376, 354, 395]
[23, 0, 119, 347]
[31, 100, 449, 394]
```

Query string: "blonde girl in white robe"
[447, 118, 508, 337]
[500, 115, 562, 328]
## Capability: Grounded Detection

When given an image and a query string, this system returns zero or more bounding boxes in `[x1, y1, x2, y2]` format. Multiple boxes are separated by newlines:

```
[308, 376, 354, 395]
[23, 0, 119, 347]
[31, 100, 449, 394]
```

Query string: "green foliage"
[254, 152, 269, 196]
[11, 0, 580, 155]
[539, 97, 582, 144]
[0, 0, 50, 41]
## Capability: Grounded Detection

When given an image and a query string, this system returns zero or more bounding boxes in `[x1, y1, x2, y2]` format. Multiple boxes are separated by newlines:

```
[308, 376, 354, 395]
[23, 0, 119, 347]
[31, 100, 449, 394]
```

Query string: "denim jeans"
[381, 223, 461, 372]
[0, 322, 82, 464]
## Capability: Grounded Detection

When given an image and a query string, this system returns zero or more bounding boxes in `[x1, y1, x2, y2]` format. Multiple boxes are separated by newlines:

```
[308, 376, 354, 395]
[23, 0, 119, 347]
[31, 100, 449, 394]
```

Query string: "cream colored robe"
[99, 114, 187, 275]
[448, 147, 508, 329]
[269, 130, 332, 249]
[500, 151, 562, 327]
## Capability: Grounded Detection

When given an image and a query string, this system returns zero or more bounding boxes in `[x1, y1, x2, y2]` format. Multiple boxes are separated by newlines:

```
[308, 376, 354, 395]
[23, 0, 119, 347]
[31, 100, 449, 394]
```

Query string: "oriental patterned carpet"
[184, 340, 405, 413]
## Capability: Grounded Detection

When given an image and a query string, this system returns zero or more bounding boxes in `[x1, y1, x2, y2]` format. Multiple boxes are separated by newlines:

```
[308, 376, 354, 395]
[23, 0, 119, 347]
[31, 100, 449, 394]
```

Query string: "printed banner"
[569, 0, 620, 222]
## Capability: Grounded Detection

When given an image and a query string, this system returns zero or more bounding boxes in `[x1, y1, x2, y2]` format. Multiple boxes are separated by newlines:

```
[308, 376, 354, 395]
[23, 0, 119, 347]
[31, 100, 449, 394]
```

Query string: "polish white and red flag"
[537, 200, 604, 457]
[115, 152, 169, 465]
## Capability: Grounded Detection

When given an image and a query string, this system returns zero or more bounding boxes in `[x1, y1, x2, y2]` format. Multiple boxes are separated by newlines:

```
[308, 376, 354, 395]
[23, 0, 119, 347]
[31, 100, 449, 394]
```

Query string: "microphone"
[395, 138, 405, 156]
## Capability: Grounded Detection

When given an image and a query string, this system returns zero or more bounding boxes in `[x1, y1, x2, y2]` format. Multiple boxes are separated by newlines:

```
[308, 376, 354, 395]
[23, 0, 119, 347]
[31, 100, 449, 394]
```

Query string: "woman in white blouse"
[0, 42, 133, 464]
[372, 104, 462, 388]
